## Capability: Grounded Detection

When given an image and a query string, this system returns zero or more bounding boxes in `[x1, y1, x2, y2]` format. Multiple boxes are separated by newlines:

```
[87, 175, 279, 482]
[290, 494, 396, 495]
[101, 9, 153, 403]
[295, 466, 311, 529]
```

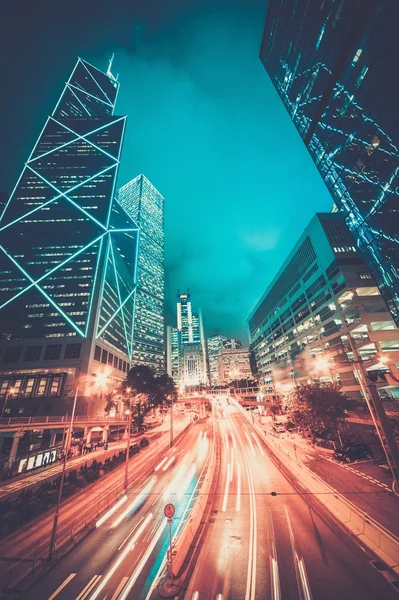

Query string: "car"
[334, 442, 373, 463]
[140, 437, 149, 448]
[273, 423, 286, 434]
[129, 444, 140, 455]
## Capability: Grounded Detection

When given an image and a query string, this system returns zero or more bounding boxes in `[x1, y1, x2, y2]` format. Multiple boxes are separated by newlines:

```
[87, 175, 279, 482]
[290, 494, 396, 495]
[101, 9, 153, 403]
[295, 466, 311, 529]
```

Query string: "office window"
[23, 345, 42, 362]
[50, 376, 62, 396]
[94, 345, 101, 361]
[3, 347, 22, 363]
[118, 358, 123, 371]
[108, 352, 114, 366]
[24, 378, 35, 396]
[101, 349, 108, 364]
[359, 272, 372, 280]
[37, 377, 48, 396]
[64, 343, 82, 360]
[44, 344, 62, 360]
[113, 355, 118, 368]
[303, 263, 318, 283]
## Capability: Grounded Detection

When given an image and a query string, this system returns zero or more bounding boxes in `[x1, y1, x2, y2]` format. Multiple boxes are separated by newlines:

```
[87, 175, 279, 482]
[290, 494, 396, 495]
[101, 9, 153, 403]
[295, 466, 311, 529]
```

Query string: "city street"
[18, 419, 210, 600]
[181, 402, 398, 600]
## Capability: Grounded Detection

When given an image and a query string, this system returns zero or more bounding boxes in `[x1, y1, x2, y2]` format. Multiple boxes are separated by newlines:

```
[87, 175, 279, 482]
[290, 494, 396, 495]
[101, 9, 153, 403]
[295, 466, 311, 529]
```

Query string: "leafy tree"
[285, 381, 346, 442]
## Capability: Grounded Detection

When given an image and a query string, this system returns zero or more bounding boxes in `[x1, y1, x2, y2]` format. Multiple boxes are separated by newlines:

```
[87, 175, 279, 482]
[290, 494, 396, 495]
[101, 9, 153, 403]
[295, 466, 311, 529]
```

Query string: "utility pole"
[169, 397, 174, 448]
[124, 409, 131, 491]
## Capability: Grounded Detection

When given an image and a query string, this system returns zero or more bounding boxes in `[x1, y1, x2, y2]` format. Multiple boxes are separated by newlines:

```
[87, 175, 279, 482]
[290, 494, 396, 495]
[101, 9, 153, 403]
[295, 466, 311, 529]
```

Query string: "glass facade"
[116, 174, 165, 373]
[260, 0, 399, 325]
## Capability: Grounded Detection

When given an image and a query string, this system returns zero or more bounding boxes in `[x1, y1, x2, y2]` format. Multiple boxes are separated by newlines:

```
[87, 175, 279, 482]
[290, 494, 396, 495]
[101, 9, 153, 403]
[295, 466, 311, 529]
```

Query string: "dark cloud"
[0, 0, 333, 343]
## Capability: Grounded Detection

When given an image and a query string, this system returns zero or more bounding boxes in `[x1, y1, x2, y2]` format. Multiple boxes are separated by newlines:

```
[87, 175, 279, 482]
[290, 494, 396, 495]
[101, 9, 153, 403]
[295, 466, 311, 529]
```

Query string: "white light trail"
[162, 456, 175, 471]
[192, 593, 199, 600]
[236, 462, 241, 512]
[224, 433, 229, 449]
[222, 463, 231, 512]
[285, 506, 313, 600]
[252, 432, 265, 456]
[95, 495, 127, 528]
[231, 432, 237, 449]
[154, 456, 169, 472]
[89, 513, 153, 600]
[229, 447, 234, 482]
[245, 432, 256, 457]
[111, 478, 156, 528]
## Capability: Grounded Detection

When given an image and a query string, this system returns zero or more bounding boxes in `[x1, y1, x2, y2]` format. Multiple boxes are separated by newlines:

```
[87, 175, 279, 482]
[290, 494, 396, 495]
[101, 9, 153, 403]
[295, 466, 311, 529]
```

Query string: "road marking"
[117, 516, 144, 551]
[154, 456, 169, 471]
[48, 573, 77, 600]
[76, 575, 101, 600]
[110, 576, 129, 600]
[162, 456, 175, 471]
[236, 462, 241, 512]
[96, 495, 127, 528]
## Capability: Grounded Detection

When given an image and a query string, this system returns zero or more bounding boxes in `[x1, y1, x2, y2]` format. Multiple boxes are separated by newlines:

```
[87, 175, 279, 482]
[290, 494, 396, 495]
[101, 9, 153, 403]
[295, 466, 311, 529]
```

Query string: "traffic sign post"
[164, 503, 175, 581]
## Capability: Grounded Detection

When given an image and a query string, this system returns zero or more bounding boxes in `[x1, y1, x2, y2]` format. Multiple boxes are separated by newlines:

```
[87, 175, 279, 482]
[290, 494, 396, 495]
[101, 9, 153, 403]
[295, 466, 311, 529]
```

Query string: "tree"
[285, 381, 346, 442]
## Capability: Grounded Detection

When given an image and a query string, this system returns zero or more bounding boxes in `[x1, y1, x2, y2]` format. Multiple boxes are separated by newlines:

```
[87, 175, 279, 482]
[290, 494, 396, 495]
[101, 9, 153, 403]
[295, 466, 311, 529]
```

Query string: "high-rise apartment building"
[0, 58, 138, 416]
[260, 0, 399, 326]
[117, 175, 165, 374]
[248, 213, 399, 405]
[166, 291, 208, 387]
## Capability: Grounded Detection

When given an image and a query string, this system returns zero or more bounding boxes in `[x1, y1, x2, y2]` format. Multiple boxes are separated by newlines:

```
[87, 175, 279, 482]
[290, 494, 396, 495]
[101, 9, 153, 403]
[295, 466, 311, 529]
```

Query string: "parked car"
[273, 423, 286, 434]
[129, 444, 140, 455]
[140, 437, 149, 448]
[333, 442, 373, 463]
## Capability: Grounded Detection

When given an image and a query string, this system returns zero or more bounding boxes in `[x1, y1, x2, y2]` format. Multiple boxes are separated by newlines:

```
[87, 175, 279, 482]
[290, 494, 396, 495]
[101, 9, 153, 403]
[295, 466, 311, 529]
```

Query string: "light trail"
[95, 495, 127, 528]
[162, 456, 175, 471]
[163, 462, 188, 500]
[244, 431, 256, 457]
[192, 593, 199, 600]
[222, 463, 231, 512]
[111, 477, 156, 528]
[236, 462, 241, 512]
[252, 432, 265, 456]
[76, 574, 101, 600]
[154, 456, 169, 472]
[48, 573, 76, 600]
[285, 506, 313, 600]
[224, 433, 229, 449]
[231, 432, 237, 449]
[88, 513, 153, 600]
[268, 508, 281, 600]
[229, 447, 234, 482]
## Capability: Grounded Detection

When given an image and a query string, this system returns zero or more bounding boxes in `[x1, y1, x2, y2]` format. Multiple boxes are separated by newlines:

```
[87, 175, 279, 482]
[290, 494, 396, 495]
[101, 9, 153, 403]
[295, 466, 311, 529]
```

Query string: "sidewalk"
[257, 419, 399, 538]
[0, 414, 188, 502]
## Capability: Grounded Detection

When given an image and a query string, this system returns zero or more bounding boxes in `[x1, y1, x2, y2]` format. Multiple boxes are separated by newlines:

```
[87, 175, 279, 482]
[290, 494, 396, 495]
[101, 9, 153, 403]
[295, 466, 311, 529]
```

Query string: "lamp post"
[1, 386, 15, 419]
[48, 369, 109, 560]
[169, 396, 174, 449]
[124, 408, 131, 491]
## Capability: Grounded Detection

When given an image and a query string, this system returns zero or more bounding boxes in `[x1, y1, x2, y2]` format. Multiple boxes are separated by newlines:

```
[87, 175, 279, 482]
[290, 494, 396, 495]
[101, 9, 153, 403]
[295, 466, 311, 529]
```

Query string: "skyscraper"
[260, 0, 399, 325]
[117, 175, 165, 374]
[0, 58, 138, 416]
[166, 291, 208, 387]
[207, 335, 243, 386]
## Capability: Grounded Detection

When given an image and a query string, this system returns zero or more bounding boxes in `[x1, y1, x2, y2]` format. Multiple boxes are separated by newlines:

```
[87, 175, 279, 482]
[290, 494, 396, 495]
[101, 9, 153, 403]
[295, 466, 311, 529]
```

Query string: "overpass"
[0, 414, 129, 434]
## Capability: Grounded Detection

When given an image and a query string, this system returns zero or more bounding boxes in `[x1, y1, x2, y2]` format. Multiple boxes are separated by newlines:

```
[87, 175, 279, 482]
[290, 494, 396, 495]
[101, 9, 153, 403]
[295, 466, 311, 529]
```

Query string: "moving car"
[140, 437, 149, 448]
[333, 442, 373, 463]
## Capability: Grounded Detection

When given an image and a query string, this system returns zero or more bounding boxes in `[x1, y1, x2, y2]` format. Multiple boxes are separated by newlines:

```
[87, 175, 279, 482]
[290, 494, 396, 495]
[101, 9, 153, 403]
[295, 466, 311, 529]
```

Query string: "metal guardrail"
[0, 414, 130, 427]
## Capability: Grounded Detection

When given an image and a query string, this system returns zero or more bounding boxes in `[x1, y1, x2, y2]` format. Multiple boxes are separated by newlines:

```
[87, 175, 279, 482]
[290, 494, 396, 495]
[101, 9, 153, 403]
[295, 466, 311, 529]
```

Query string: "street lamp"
[124, 408, 132, 491]
[1, 386, 15, 419]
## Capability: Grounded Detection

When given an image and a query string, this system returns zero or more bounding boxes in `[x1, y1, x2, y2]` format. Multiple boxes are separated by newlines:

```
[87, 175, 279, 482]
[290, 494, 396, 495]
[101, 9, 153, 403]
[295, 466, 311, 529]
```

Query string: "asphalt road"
[182, 402, 399, 600]
[20, 419, 211, 600]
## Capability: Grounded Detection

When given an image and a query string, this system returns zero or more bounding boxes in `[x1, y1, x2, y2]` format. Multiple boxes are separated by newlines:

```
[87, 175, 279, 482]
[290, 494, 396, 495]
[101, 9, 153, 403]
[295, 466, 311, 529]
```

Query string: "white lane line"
[236, 462, 241, 512]
[244, 432, 256, 457]
[252, 432, 265, 456]
[110, 576, 129, 600]
[222, 463, 231, 512]
[162, 456, 175, 471]
[76, 575, 101, 600]
[285, 506, 313, 600]
[48, 573, 77, 600]
[117, 516, 144, 551]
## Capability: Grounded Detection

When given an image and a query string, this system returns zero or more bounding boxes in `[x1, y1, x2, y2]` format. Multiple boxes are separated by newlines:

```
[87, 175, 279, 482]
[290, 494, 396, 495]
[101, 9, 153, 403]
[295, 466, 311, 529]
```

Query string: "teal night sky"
[0, 0, 332, 342]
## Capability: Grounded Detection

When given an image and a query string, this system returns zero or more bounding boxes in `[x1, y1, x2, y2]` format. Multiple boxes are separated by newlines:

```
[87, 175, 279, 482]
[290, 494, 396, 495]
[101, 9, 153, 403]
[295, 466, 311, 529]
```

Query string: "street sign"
[164, 503, 175, 518]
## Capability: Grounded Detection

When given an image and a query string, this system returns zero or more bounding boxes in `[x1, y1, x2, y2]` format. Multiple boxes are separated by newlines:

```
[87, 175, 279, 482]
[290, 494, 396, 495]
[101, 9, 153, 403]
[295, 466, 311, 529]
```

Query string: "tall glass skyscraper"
[260, 0, 399, 325]
[117, 175, 165, 374]
[0, 58, 138, 416]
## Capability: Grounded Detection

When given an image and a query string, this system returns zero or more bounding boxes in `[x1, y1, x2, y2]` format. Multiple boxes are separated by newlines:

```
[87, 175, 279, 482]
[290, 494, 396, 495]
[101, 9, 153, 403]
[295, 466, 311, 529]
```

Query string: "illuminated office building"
[167, 292, 208, 387]
[260, 0, 399, 326]
[0, 58, 138, 416]
[117, 175, 165, 374]
[219, 347, 252, 385]
[207, 335, 242, 385]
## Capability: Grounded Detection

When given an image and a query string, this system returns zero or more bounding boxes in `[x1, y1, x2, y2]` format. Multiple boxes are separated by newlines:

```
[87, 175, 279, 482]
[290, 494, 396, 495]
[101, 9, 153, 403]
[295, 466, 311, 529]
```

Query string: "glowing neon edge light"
[79, 59, 114, 106]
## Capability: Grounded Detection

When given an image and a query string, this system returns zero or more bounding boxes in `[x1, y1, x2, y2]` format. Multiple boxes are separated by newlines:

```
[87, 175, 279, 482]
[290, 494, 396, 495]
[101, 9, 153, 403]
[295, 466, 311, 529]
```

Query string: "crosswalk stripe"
[110, 576, 129, 600]
[48, 573, 77, 600]
[75, 575, 101, 600]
